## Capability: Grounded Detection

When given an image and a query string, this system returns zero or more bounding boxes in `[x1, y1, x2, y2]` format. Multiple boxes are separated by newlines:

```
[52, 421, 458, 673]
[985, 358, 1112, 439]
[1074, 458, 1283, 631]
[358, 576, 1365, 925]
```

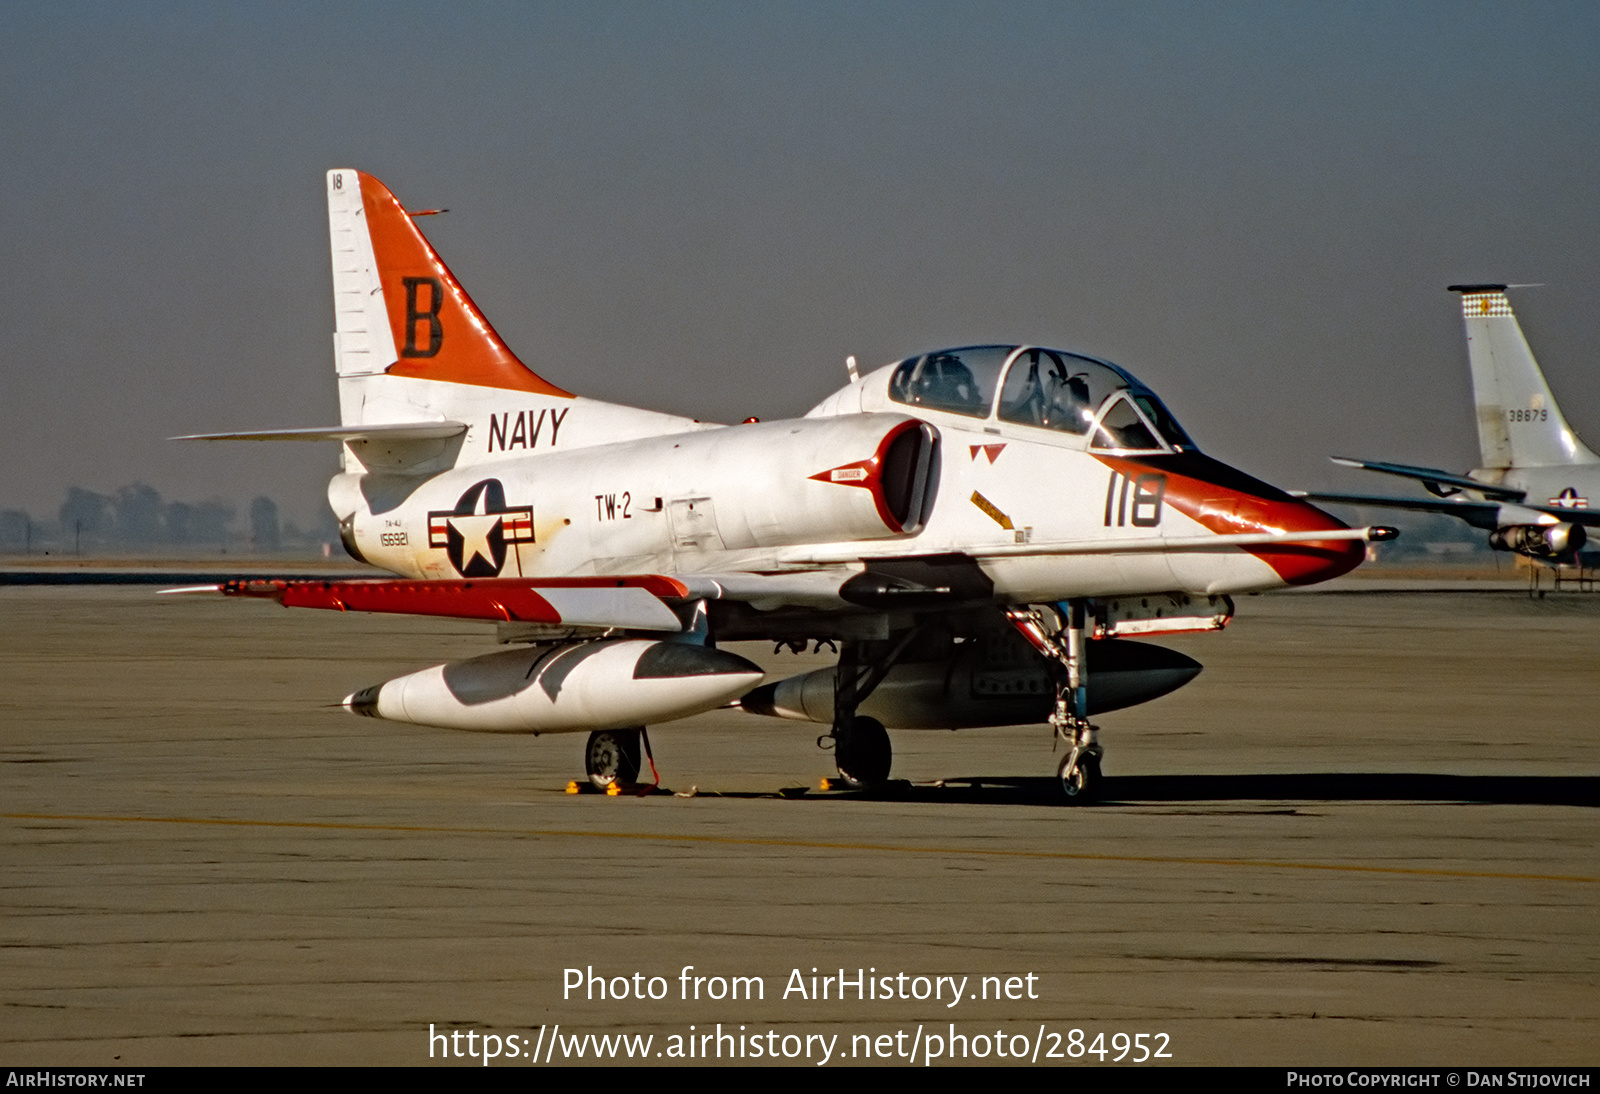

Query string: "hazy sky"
[4, 2, 1599, 525]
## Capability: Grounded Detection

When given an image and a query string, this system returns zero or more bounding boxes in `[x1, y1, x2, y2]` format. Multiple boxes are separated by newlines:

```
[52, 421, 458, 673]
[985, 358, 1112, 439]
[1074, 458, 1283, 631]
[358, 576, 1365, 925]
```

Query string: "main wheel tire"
[586, 729, 642, 789]
[1057, 753, 1100, 804]
[834, 715, 892, 789]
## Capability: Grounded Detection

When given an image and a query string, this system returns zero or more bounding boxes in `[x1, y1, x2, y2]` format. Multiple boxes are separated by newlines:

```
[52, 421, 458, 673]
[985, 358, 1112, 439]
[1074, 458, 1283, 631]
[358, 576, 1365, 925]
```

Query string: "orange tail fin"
[328, 168, 570, 398]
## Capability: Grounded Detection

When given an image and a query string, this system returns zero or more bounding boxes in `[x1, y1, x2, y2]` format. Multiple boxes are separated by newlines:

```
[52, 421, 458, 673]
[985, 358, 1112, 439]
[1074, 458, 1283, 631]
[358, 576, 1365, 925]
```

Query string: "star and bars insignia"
[428, 478, 535, 577]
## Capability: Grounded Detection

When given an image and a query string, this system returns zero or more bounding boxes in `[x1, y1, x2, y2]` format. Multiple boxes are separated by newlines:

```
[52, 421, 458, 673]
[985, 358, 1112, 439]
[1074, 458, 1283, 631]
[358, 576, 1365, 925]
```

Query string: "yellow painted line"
[4, 811, 1595, 885]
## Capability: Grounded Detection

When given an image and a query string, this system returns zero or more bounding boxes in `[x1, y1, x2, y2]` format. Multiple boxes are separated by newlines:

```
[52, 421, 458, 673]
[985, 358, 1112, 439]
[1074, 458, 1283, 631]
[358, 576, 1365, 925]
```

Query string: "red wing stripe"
[278, 581, 560, 623]
[221, 575, 692, 623]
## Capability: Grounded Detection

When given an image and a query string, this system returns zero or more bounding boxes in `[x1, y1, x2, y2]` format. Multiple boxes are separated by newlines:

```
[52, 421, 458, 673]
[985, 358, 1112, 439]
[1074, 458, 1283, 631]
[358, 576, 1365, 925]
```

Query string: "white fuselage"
[338, 363, 1353, 605]
[1474, 463, 1600, 524]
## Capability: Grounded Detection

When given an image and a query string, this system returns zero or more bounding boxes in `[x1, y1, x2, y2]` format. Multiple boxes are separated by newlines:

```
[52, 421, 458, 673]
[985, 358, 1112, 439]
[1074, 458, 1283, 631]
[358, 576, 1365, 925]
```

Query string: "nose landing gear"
[1055, 731, 1103, 801]
[1008, 599, 1104, 804]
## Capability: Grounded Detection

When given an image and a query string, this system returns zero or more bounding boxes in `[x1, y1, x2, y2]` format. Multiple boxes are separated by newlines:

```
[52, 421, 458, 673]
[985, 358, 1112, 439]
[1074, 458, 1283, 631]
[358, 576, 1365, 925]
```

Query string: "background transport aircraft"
[180, 169, 1391, 801]
[1305, 285, 1600, 565]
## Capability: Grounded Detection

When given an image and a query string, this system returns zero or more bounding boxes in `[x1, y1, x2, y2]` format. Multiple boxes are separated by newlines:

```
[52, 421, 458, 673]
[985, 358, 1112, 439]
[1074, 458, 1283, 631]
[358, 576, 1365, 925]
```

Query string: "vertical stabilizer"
[1450, 284, 1598, 469]
[326, 169, 571, 427]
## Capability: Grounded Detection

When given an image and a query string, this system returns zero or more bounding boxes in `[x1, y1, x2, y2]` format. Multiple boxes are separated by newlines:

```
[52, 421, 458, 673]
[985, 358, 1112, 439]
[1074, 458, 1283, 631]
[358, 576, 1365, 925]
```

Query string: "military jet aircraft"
[1306, 285, 1600, 565]
[181, 169, 1389, 801]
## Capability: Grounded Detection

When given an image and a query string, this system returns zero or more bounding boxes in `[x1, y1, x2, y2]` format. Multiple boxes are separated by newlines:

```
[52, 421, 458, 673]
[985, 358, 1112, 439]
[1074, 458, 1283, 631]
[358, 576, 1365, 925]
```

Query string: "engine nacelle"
[346, 639, 764, 733]
[682, 415, 940, 548]
[741, 637, 1201, 730]
[1489, 522, 1586, 560]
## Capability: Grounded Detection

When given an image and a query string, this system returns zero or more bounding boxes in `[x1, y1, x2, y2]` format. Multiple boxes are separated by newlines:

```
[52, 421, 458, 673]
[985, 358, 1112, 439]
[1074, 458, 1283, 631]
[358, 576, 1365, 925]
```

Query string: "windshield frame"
[882, 343, 1196, 454]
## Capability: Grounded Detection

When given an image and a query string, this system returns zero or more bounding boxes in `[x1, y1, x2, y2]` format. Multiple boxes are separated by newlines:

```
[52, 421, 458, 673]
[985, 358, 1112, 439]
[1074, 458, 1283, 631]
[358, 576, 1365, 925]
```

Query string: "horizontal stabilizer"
[1330, 457, 1524, 501]
[220, 575, 690, 631]
[172, 422, 467, 443]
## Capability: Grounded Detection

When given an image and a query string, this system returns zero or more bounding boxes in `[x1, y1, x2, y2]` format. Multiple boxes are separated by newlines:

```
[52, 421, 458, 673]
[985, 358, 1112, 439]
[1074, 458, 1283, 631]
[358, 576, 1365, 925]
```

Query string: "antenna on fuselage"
[846, 355, 860, 383]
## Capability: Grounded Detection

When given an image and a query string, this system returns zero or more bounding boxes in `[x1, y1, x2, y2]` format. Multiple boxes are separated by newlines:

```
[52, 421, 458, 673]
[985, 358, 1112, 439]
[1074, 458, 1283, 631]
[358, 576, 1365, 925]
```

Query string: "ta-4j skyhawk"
[182, 170, 1389, 801]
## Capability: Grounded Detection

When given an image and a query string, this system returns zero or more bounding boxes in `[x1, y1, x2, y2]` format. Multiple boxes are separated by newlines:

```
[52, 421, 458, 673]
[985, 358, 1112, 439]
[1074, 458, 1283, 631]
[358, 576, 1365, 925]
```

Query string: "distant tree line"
[0, 484, 339, 556]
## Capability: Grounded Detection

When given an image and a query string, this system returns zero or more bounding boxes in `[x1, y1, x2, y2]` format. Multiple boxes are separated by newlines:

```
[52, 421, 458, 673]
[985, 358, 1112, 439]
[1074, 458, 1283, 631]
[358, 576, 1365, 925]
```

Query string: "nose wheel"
[1056, 749, 1102, 802]
[1007, 598, 1105, 805]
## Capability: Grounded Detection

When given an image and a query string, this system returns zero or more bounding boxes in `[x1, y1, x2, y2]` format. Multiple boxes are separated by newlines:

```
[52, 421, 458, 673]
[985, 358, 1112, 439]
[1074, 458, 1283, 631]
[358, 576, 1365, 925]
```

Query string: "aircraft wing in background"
[1328, 457, 1524, 501]
[1301, 489, 1600, 530]
[1295, 490, 1503, 530]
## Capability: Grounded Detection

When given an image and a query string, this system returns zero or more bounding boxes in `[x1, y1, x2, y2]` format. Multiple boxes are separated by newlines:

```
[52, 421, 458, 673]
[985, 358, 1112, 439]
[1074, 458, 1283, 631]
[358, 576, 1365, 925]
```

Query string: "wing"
[1302, 490, 1600, 529]
[1329, 456, 1524, 501]
[201, 526, 1396, 633]
[201, 569, 872, 639]
[216, 575, 689, 631]
[787, 526, 1396, 565]
[1296, 491, 1504, 530]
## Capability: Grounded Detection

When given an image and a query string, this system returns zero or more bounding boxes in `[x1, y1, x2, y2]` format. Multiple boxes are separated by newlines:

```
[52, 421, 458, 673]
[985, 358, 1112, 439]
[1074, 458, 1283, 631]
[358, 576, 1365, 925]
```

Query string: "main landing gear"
[585, 728, 643, 789]
[1007, 600, 1104, 804]
[834, 715, 892, 788]
[821, 633, 916, 789]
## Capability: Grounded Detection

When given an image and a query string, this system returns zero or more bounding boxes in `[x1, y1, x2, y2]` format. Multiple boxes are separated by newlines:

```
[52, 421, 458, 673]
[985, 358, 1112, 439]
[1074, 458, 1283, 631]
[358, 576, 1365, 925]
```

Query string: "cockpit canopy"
[887, 344, 1194, 453]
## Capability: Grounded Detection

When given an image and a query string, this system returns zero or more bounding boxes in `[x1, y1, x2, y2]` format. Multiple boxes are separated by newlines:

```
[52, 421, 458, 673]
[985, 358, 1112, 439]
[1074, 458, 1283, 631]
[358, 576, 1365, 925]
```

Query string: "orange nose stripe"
[1095, 453, 1365, 586]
